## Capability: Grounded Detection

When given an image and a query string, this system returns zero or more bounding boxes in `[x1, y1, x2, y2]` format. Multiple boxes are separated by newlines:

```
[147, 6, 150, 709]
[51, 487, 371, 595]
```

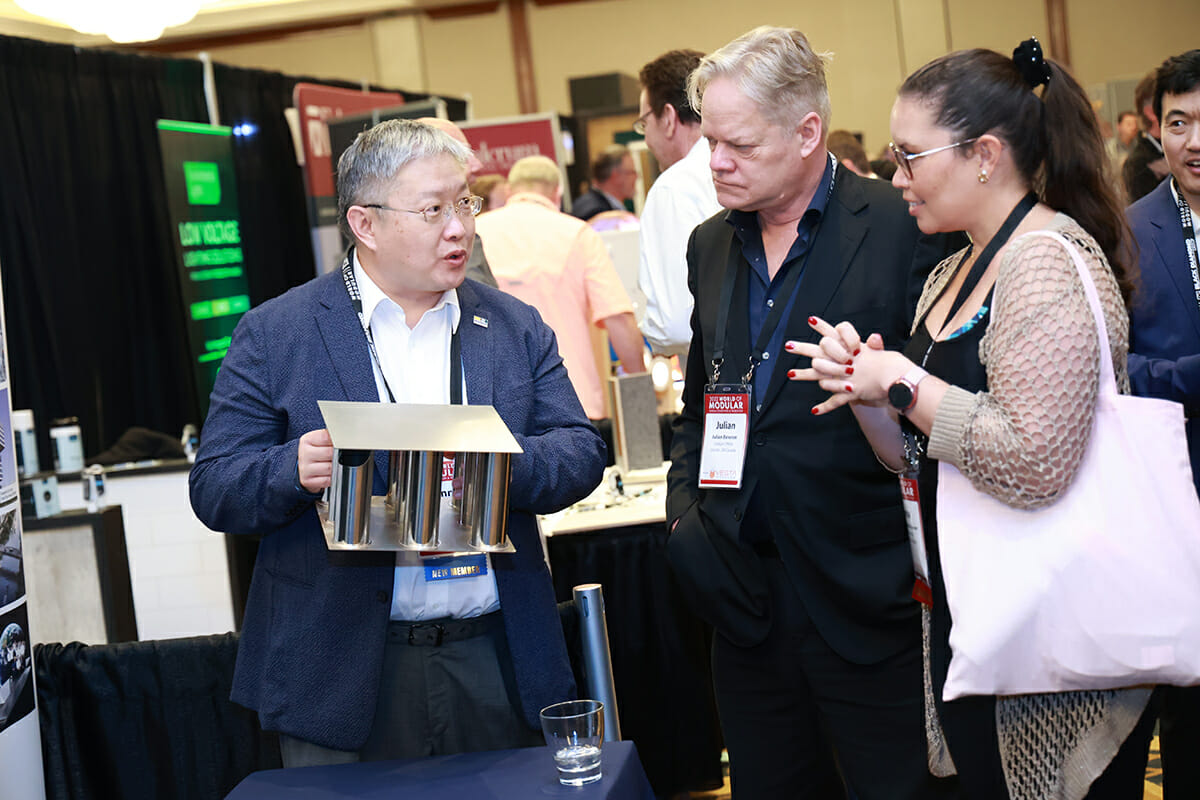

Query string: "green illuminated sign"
[159, 119, 253, 417]
[183, 161, 222, 205]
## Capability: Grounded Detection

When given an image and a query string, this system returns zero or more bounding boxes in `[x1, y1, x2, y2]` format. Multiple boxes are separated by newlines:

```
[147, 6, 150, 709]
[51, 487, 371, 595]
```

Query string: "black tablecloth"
[36, 634, 281, 800]
[548, 523, 724, 796]
[224, 740, 655, 799]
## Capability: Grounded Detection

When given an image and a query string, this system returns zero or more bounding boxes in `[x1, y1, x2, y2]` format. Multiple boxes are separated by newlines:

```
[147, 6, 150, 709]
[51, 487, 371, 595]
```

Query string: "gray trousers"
[279, 612, 543, 768]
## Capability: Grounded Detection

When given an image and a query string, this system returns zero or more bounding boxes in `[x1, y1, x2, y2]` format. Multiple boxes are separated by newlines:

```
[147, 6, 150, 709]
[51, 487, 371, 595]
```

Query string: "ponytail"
[900, 43, 1137, 307]
[1038, 61, 1136, 306]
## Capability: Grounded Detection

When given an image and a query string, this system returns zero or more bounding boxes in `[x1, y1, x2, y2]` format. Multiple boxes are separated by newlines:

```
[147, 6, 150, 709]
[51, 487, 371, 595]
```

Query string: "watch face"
[889, 381, 914, 411]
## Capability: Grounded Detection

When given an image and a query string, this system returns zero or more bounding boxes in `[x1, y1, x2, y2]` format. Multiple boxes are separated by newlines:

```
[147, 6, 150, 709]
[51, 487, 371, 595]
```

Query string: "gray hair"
[336, 119, 471, 239]
[687, 26, 832, 135]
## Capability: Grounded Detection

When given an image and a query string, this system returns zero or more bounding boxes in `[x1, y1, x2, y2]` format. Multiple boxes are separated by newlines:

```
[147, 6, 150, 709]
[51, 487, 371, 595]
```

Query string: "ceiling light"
[15, 0, 203, 43]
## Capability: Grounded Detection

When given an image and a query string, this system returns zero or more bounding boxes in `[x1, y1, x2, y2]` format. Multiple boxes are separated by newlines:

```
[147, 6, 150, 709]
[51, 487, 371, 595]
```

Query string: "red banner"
[459, 116, 560, 178]
[292, 83, 404, 199]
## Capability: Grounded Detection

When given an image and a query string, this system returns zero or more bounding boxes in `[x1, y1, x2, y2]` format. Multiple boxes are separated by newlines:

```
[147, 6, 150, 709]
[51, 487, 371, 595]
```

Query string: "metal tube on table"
[469, 452, 510, 549]
[572, 583, 621, 742]
[385, 450, 401, 512]
[401, 450, 443, 548]
[331, 448, 373, 545]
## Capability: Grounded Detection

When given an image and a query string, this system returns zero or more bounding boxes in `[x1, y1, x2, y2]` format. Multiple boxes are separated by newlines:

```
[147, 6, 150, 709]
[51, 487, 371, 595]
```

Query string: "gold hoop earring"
[978, 169, 989, 184]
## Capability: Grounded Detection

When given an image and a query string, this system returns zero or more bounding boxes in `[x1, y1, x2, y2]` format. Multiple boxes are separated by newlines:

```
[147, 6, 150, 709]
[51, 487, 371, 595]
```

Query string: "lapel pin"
[473, 315, 489, 329]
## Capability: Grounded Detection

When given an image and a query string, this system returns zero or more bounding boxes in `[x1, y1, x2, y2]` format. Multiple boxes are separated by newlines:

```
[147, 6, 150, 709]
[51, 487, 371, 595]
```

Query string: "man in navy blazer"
[1127, 48, 1200, 799]
[189, 120, 605, 765]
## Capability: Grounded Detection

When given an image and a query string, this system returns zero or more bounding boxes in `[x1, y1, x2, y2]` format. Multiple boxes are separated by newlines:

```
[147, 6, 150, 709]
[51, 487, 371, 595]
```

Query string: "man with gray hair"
[665, 27, 956, 798]
[191, 120, 604, 767]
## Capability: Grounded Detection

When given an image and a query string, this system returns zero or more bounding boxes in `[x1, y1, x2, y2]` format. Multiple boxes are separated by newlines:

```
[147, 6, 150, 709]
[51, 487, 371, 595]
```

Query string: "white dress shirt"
[353, 253, 501, 621]
[637, 137, 723, 354]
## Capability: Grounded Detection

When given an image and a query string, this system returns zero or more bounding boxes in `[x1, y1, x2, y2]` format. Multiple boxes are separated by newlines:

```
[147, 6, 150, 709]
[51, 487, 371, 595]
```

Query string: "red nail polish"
[845, 366, 854, 375]
[853, 348, 861, 356]
[810, 407, 819, 415]
[844, 383, 854, 392]
[787, 369, 797, 378]
[785, 342, 794, 352]
[808, 316, 817, 325]
[845, 359, 853, 366]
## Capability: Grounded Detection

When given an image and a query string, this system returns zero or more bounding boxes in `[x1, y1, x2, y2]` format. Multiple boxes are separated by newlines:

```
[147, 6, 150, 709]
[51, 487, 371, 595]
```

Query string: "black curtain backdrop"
[0, 36, 209, 466]
[0, 35, 456, 465]
[212, 64, 317, 312]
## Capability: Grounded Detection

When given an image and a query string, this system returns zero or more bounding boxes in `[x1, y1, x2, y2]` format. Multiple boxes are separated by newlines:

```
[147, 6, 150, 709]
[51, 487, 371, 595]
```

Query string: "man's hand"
[298, 428, 334, 493]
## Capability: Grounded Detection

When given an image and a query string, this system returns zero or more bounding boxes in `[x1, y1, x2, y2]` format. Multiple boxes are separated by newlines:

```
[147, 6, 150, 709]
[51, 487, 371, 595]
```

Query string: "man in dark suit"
[1124, 71, 1171, 202]
[189, 120, 605, 767]
[571, 145, 636, 220]
[1127, 48, 1200, 800]
[666, 27, 955, 799]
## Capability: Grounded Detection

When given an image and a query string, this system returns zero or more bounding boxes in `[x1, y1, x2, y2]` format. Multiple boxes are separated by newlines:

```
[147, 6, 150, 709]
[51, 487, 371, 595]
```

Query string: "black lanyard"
[710, 172, 835, 388]
[916, 192, 1038, 368]
[341, 253, 463, 405]
[1171, 178, 1200, 316]
[932, 192, 1038, 342]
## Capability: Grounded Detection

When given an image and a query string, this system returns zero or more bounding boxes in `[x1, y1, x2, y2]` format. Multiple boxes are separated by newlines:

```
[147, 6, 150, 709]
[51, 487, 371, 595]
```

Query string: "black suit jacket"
[667, 168, 954, 664]
[1123, 133, 1166, 203]
[570, 188, 621, 220]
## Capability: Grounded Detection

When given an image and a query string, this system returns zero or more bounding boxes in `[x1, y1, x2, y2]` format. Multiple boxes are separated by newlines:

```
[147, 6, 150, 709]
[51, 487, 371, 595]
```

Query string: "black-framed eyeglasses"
[889, 138, 979, 179]
[633, 111, 653, 136]
[361, 195, 483, 224]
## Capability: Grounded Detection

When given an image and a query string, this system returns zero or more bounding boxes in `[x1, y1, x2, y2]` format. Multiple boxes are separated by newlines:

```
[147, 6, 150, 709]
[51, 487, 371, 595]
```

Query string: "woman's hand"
[785, 316, 915, 415]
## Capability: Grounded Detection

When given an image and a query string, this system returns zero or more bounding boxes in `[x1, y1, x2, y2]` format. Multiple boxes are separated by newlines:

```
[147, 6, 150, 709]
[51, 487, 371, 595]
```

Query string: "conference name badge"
[698, 386, 750, 490]
[424, 555, 488, 582]
[900, 476, 932, 607]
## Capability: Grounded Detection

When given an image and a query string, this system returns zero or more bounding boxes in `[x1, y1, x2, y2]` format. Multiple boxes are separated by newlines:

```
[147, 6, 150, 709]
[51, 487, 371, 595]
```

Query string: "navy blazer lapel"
[758, 175, 869, 415]
[312, 270, 389, 483]
[457, 281, 496, 407]
[1148, 185, 1200, 340]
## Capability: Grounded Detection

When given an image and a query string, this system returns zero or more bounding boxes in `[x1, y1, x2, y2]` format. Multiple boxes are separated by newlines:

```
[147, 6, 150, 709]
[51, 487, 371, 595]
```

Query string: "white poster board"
[0, 258, 47, 799]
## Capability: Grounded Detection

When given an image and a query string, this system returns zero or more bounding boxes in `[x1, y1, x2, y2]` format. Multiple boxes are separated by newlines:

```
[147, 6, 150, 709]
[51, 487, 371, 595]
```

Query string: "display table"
[542, 472, 725, 797]
[224, 740, 654, 799]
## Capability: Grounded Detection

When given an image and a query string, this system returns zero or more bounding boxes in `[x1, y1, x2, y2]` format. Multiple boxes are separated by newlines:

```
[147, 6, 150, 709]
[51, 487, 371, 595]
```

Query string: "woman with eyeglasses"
[788, 39, 1153, 799]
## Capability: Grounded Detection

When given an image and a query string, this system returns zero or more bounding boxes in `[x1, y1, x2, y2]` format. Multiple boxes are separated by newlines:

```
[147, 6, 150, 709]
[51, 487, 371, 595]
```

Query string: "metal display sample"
[317, 401, 522, 554]
[573, 583, 622, 743]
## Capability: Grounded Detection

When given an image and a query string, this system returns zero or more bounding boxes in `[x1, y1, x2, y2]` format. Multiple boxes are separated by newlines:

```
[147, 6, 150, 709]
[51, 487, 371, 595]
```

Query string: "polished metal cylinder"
[331, 448, 373, 545]
[572, 583, 621, 743]
[385, 450, 401, 514]
[400, 450, 443, 548]
[469, 452, 510, 549]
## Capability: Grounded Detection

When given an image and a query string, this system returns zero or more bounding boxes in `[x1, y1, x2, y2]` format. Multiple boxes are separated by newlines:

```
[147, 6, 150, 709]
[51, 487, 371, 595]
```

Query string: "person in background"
[571, 145, 637, 220]
[1123, 73, 1170, 202]
[635, 48, 722, 363]
[1126, 48, 1200, 800]
[793, 38, 1155, 799]
[476, 155, 646, 421]
[666, 26, 957, 800]
[419, 116, 499, 287]
[190, 120, 604, 768]
[827, 129, 876, 177]
[470, 174, 509, 212]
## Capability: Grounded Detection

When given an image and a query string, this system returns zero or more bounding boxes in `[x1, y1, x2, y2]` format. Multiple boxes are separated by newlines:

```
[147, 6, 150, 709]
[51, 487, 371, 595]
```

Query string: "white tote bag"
[937, 229, 1200, 701]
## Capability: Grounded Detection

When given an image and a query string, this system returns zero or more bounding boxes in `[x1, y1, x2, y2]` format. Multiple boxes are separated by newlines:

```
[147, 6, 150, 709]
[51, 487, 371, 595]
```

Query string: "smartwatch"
[888, 366, 930, 414]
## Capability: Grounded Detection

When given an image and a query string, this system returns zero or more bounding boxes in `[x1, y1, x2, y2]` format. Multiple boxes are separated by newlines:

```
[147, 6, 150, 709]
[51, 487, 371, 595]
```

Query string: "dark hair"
[870, 158, 898, 181]
[1116, 110, 1138, 125]
[592, 145, 630, 183]
[899, 48, 1135, 306]
[826, 130, 871, 175]
[1134, 72, 1157, 128]
[639, 49, 705, 125]
[1153, 49, 1200, 124]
